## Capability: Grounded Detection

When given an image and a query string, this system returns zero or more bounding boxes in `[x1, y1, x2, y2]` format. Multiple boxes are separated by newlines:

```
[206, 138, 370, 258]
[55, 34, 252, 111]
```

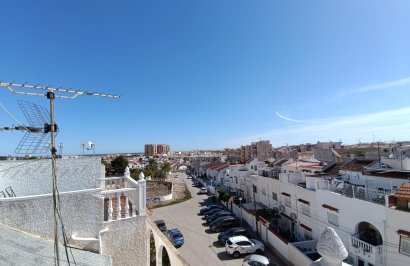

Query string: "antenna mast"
[0, 81, 120, 265]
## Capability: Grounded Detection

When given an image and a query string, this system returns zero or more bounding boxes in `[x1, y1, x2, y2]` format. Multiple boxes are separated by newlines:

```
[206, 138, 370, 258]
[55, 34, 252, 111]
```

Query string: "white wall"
[385, 208, 410, 266]
[0, 157, 102, 197]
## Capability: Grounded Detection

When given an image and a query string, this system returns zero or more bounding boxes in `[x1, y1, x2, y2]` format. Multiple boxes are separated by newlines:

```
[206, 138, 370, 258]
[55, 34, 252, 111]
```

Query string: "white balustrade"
[350, 234, 382, 265]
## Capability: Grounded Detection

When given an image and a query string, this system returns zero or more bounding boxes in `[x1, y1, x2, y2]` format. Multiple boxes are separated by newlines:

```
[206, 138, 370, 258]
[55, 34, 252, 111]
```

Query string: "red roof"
[321, 204, 339, 213]
[298, 198, 310, 205]
[394, 183, 410, 200]
[398, 229, 410, 237]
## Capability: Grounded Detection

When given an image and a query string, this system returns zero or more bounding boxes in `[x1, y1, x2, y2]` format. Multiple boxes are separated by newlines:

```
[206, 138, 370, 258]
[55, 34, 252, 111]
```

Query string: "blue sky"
[1, 1, 410, 155]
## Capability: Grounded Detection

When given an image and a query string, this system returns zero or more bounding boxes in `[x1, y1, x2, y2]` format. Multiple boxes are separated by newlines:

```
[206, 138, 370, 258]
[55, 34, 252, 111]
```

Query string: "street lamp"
[239, 197, 243, 223]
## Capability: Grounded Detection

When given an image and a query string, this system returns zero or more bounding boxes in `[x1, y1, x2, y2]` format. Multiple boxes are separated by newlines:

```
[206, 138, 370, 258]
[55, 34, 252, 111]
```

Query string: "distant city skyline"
[1, 1, 410, 155]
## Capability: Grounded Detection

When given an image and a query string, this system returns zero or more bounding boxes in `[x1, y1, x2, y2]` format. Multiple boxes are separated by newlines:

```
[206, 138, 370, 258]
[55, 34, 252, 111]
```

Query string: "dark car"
[199, 204, 223, 215]
[165, 228, 184, 248]
[154, 219, 167, 233]
[204, 208, 225, 218]
[218, 227, 251, 244]
[210, 217, 240, 232]
[206, 211, 232, 224]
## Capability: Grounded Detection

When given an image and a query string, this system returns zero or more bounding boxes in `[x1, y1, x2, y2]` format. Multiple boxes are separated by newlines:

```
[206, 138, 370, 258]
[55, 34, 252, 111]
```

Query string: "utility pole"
[0, 81, 120, 265]
[253, 185, 258, 236]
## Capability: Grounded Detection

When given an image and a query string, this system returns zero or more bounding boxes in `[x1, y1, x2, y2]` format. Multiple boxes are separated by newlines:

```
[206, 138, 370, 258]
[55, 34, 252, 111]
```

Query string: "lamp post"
[239, 197, 243, 223]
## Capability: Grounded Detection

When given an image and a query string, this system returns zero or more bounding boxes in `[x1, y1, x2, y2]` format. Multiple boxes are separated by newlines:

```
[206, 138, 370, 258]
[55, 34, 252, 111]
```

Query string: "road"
[151, 172, 282, 266]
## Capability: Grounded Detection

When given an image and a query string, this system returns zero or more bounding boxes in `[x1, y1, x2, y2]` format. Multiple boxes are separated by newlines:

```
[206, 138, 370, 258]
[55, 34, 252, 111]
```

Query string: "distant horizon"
[1, 138, 407, 157]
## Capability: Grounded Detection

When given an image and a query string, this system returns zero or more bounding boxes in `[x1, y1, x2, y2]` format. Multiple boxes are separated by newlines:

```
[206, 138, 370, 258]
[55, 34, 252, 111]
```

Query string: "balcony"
[350, 234, 383, 265]
[101, 175, 145, 222]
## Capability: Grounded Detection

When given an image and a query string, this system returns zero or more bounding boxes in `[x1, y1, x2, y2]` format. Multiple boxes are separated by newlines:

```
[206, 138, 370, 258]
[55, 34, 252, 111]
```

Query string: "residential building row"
[191, 149, 410, 266]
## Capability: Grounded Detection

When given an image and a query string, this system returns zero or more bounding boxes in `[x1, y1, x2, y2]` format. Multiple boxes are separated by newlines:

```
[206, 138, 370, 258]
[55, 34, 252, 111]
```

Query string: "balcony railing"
[317, 180, 387, 206]
[350, 234, 383, 265]
[101, 188, 138, 222]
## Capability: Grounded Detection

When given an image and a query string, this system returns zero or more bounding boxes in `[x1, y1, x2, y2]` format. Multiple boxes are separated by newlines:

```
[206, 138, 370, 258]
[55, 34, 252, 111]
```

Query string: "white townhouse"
[247, 157, 410, 266]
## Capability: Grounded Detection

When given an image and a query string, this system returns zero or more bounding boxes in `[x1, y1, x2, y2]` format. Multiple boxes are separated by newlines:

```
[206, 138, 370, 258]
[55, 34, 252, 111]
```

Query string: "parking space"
[152, 172, 281, 266]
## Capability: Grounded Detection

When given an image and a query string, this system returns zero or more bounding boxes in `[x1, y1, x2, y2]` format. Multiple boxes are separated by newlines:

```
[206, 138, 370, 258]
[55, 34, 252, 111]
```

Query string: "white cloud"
[274, 112, 306, 123]
[342, 77, 410, 95]
[231, 107, 410, 146]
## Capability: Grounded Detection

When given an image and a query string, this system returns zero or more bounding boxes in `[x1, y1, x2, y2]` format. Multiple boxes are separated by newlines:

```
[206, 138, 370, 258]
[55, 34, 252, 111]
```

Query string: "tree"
[130, 168, 143, 180]
[102, 159, 112, 176]
[160, 162, 171, 176]
[111, 156, 129, 175]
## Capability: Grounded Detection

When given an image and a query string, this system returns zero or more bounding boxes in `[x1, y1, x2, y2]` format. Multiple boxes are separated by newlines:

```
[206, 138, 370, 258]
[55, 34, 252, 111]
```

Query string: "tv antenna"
[0, 81, 120, 266]
[1, 100, 54, 154]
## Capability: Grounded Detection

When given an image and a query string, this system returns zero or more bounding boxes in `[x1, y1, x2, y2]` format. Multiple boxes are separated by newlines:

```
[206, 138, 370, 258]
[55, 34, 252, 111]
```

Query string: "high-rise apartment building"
[144, 144, 170, 156]
[256, 140, 272, 161]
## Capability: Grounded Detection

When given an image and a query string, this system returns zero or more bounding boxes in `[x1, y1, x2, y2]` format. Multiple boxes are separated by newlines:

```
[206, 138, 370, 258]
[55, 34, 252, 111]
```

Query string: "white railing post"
[125, 194, 130, 218]
[108, 195, 113, 221]
[117, 193, 122, 219]
[133, 203, 137, 216]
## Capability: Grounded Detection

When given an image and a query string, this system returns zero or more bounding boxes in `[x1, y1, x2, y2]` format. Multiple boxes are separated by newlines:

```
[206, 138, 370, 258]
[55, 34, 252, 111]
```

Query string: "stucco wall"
[0, 190, 104, 252]
[101, 217, 146, 266]
[0, 157, 102, 197]
[385, 208, 410, 266]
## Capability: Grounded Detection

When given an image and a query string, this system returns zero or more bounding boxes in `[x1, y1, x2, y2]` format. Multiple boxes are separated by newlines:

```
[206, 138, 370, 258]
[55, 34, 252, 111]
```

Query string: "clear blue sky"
[1, 1, 410, 155]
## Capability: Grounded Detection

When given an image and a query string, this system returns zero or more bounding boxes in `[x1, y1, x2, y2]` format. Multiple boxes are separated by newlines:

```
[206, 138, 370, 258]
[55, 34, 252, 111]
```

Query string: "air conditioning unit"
[290, 212, 297, 220]
[279, 204, 285, 213]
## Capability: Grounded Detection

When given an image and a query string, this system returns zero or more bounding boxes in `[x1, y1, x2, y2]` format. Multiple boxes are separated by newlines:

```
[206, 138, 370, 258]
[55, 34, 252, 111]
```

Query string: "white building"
[226, 157, 410, 266]
[0, 157, 188, 265]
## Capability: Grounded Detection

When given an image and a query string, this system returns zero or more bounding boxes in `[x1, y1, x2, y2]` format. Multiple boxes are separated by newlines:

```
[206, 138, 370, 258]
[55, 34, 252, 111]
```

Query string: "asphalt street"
[151, 172, 282, 266]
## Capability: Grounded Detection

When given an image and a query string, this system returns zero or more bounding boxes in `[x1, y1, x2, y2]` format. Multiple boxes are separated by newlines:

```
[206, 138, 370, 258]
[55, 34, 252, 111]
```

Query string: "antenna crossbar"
[0, 82, 121, 99]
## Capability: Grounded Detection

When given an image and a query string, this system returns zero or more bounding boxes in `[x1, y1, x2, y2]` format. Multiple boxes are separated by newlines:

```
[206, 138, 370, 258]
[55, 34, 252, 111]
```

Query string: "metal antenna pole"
[0, 81, 120, 265]
[48, 91, 60, 266]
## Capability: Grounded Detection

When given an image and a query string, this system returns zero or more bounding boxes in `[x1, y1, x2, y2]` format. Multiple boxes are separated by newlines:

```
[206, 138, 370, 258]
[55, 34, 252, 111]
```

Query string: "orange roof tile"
[394, 183, 410, 200]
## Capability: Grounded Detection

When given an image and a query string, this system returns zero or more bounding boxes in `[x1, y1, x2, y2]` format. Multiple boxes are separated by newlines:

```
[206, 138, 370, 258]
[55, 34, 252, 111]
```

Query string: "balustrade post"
[125, 195, 130, 218]
[108, 195, 113, 221]
[117, 193, 122, 219]
[133, 204, 137, 216]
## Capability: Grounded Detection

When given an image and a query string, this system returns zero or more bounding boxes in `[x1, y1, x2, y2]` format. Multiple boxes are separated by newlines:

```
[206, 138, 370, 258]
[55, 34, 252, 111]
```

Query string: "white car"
[242, 254, 272, 266]
[225, 236, 264, 258]
[199, 187, 208, 194]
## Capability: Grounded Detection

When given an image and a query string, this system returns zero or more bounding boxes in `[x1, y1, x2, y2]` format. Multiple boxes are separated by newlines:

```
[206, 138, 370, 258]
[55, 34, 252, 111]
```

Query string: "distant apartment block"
[239, 140, 272, 162]
[144, 144, 170, 156]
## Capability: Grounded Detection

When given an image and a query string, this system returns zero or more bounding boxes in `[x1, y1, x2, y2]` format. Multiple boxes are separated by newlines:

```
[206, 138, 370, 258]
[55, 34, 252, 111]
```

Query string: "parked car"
[204, 208, 225, 218]
[154, 219, 167, 233]
[218, 227, 252, 244]
[165, 228, 184, 248]
[209, 216, 240, 232]
[225, 236, 264, 258]
[206, 211, 232, 224]
[199, 204, 222, 215]
[199, 187, 208, 194]
[242, 254, 272, 266]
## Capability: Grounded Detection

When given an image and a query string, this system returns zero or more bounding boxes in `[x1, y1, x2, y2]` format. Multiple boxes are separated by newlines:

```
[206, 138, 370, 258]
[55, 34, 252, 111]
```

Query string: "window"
[327, 212, 339, 227]
[235, 177, 238, 184]
[262, 188, 266, 196]
[284, 196, 291, 207]
[301, 204, 310, 217]
[272, 192, 278, 201]
[254, 165, 257, 171]
[400, 235, 410, 256]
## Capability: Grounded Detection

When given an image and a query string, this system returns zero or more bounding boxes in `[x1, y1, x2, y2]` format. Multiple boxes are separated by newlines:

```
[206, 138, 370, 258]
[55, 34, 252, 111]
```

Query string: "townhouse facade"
[193, 155, 410, 266]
